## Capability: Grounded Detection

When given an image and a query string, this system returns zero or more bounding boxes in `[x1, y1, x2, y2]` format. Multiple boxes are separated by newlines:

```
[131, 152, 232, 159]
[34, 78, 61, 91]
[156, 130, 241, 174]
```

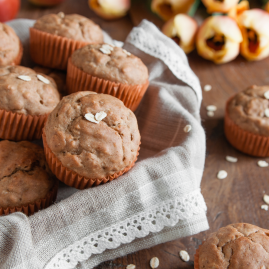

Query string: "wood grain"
[17, 0, 269, 268]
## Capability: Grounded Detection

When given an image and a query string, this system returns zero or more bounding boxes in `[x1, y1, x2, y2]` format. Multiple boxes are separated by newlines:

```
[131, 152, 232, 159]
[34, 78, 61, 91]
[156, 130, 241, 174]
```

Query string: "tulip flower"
[196, 16, 243, 64]
[162, 14, 198, 54]
[151, 0, 195, 21]
[89, 0, 130, 20]
[228, 0, 249, 21]
[202, 0, 239, 14]
[266, 2, 269, 13]
[238, 9, 269, 61]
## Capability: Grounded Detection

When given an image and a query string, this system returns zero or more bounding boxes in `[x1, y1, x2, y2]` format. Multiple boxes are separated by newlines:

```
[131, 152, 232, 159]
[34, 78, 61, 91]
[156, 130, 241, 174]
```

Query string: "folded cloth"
[0, 19, 208, 269]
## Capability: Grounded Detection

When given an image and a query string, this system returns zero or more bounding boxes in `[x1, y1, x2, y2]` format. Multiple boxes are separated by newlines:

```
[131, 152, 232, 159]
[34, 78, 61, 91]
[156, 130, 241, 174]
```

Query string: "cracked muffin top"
[0, 66, 60, 115]
[0, 140, 56, 209]
[44, 91, 140, 179]
[33, 13, 103, 42]
[198, 223, 269, 269]
[0, 23, 21, 67]
[71, 44, 149, 85]
[228, 85, 269, 136]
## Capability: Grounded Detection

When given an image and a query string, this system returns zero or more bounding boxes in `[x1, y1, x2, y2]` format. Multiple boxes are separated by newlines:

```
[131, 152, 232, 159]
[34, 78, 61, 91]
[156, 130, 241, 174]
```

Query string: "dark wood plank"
[17, 1, 269, 268]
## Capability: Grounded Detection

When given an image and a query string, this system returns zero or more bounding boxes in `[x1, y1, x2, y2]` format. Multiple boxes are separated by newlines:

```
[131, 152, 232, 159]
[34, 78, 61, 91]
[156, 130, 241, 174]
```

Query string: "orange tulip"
[89, 0, 130, 20]
[202, 0, 239, 14]
[162, 14, 198, 54]
[151, 0, 195, 21]
[238, 9, 269, 61]
[228, 0, 249, 21]
[196, 16, 242, 64]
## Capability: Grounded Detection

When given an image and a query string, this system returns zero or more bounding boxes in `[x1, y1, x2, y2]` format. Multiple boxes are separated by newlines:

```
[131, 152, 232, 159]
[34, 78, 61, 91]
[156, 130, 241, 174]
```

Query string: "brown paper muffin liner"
[0, 181, 58, 216]
[30, 28, 91, 70]
[0, 109, 48, 141]
[42, 131, 140, 190]
[224, 97, 269, 157]
[194, 246, 200, 269]
[12, 41, 23, 65]
[66, 58, 149, 111]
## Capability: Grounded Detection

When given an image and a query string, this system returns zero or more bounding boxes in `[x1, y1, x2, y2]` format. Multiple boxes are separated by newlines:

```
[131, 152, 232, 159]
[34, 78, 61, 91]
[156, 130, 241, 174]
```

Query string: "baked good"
[0, 65, 60, 140]
[33, 66, 66, 95]
[0, 140, 58, 216]
[66, 44, 149, 111]
[194, 223, 269, 269]
[224, 85, 269, 156]
[0, 23, 23, 67]
[30, 12, 103, 70]
[43, 91, 140, 189]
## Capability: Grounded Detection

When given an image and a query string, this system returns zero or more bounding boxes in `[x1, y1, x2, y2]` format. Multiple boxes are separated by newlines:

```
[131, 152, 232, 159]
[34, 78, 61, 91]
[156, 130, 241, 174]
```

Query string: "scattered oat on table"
[150, 257, 159, 269]
[126, 264, 136, 269]
[263, 194, 269, 204]
[217, 170, 227, 179]
[257, 160, 269, 168]
[184, 125, 192, 133]
[206, 105, 217, 111]
[261, 204, 269, 211]
[226, 156, 238, 163]
[204, 84, 212, 92]
[179, 250, 190, 262]
[207, 111, 214, 117]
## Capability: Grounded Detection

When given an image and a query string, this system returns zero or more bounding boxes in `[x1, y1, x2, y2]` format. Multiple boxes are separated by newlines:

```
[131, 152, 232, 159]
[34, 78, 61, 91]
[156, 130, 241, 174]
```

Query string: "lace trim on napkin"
[45, 189, 206, 269]
[125, 20, 202, 104]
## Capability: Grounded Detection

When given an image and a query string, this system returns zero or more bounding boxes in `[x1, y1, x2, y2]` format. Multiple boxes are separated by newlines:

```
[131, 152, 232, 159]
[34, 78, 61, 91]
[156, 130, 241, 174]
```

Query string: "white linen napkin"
[0, 19, 208, 269]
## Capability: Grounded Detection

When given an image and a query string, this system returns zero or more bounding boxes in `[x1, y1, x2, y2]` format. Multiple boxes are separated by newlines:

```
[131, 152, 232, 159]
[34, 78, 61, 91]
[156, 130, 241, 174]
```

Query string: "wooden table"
[17, 0, 269, 268]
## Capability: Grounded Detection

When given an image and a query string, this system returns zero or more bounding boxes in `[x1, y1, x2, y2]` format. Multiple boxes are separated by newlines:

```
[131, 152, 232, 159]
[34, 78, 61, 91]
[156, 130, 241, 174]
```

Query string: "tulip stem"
[188, 0, 201, 17]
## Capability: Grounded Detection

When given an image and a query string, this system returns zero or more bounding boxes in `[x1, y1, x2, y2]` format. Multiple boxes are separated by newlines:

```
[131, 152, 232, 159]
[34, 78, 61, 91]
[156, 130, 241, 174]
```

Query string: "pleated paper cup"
[224, 97, 269, 157]
[30, 28, 91, 70]
[0, 181, 58, 216]
[0, 109, 48, 141]
[42, 131, 140, 190]
[66, 58, 149, 111]
[194, 246, 200, 269]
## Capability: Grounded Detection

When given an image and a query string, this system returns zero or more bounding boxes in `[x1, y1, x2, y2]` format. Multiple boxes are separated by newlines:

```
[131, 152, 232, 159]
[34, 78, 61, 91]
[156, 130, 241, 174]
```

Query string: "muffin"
[0, 23, 23, 67]
[33, 66, 66, 95]
[66, 44, 149, 111]
[0, 66, 60, 141]
[30, 12, 103, 70]
[0, 140, 58, 216]
[225, 85, 269, 157]
[194, 223, 269, 269]
[43, 91, 140, 189]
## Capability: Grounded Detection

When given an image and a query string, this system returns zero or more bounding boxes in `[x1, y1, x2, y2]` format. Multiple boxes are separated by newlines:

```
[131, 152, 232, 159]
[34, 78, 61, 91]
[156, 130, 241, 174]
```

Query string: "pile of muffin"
[0, 13, 149, 215]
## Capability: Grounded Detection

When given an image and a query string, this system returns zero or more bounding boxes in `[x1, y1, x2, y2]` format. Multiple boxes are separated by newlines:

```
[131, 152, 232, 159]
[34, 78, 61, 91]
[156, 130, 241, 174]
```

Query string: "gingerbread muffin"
[225, 85, 269, 156]
[0, 23, 23, 67]
[30, 12, 103, 70]
[43, 91, 140, 189]
[0, 65, 60, 140]
[194, 223, 269, 269]
[66, 44, 149, 111]
[0, 140, 58, 216]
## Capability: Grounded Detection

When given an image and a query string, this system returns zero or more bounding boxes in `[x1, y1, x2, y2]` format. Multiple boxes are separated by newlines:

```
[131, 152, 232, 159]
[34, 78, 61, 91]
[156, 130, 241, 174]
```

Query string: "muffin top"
[0, 140, 56, 209]
[228, 85, 269, 136]
[0, 66, 60, 116]
[44, 92, 140, 179]
[71, 44, 149, 85]
[33, 13, 103, 42]
[198, 223, 269, 269]
[0, 23, 21, 67]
